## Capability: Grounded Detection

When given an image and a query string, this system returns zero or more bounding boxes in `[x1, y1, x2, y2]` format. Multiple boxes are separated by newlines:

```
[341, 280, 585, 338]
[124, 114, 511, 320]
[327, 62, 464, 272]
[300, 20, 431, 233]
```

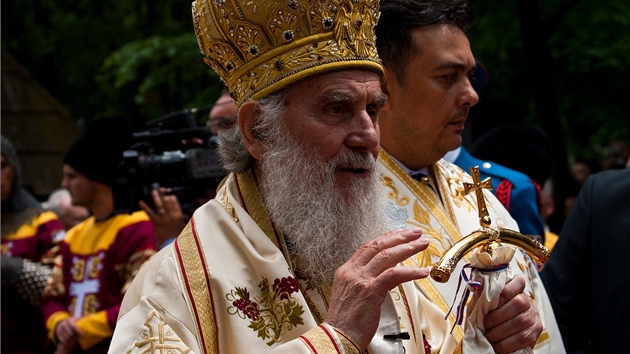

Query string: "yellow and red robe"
[42, 211, 156, 352]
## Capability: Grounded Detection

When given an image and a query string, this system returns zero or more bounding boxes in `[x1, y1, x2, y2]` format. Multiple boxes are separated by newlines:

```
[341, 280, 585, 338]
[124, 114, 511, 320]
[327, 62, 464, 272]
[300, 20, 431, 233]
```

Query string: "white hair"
[217, 91, 286, 173]
[42, 188, 72, 215]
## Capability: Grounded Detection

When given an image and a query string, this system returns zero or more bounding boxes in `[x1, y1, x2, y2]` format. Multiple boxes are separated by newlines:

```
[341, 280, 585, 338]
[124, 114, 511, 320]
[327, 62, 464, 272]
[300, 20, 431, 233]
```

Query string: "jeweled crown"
[192, 0, 383, 107]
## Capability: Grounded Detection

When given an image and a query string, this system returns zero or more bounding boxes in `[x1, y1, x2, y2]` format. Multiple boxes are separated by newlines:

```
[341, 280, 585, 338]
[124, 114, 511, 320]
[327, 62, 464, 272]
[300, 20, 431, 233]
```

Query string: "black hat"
[63, 116, 133, 186]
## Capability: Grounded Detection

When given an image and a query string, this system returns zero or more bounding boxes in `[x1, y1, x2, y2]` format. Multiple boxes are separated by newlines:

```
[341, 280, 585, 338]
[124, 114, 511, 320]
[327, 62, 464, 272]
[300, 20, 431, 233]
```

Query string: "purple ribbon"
[445, 263, 509, 333]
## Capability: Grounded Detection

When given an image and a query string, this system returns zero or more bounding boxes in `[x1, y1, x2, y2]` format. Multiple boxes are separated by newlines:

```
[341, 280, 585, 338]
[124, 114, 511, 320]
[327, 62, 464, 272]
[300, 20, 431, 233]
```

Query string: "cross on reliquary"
[463, 166, 493, 228]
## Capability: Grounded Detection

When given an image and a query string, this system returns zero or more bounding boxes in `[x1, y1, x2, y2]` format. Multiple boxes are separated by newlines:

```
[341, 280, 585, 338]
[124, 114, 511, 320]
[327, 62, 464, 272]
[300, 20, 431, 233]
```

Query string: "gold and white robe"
[109, 154, 565, 354]
[110, 168, 426, 354]
[377, 150, 565, 354]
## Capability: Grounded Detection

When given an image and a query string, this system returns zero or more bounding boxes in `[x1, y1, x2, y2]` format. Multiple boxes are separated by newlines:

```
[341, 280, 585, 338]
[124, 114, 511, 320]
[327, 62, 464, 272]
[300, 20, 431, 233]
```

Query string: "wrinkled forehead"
[286, 69, 382, 98]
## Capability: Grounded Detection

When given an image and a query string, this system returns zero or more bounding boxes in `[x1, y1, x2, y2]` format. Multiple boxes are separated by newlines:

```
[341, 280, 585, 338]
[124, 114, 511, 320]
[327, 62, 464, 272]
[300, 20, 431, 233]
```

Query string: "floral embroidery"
[385, 202, 408, 229]
[227, 276, 304, 346]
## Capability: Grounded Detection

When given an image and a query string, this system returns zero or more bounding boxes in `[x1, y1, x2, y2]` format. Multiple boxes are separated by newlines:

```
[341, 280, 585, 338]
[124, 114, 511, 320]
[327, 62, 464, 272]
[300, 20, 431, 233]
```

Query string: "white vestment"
[109, 155, 565, 354]
[377, 151, 565, 353]
[110, 168, 427, 354]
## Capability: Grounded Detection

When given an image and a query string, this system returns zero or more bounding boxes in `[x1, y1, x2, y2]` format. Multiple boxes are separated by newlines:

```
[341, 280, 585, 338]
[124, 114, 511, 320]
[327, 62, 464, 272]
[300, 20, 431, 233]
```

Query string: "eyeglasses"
[207, 117, 237, 131]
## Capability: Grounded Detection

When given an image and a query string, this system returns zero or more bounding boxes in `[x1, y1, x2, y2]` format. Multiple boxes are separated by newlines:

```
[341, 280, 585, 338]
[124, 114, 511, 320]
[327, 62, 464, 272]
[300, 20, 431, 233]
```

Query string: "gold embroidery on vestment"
[383, 176, 410, 206]
[220, 185, 238, 223]
[125, 310, 191, 354]
[176, 223, 218, 353]
[534, 330, 551, 349]
[380, 151, 466, 342]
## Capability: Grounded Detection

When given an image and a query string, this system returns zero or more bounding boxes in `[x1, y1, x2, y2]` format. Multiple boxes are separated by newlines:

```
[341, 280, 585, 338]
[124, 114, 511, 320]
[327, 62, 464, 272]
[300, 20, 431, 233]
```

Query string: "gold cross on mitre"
[463, 166, 493, 228]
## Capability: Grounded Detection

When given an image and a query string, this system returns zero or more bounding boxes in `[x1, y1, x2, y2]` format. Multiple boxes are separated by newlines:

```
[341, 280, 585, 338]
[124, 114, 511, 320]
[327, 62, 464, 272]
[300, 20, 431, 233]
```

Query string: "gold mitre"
[192, 0, 383, 107]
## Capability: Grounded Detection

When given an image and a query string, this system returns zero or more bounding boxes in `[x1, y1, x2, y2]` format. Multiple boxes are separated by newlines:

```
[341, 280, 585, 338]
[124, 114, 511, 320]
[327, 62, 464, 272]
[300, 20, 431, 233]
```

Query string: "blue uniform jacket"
[453, 147, 545, 243]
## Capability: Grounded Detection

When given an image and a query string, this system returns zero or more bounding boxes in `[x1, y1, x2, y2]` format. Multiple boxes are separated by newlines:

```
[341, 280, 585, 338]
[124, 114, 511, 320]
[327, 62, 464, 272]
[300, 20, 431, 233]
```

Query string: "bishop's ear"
[237, 101, 263, 160]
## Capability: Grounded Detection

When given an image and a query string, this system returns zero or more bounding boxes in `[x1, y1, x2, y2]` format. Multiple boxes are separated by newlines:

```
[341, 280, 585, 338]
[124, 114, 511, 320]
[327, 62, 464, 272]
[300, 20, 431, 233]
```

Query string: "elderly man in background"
[43, 188, 90, 231]
[207, 88, 237, 135]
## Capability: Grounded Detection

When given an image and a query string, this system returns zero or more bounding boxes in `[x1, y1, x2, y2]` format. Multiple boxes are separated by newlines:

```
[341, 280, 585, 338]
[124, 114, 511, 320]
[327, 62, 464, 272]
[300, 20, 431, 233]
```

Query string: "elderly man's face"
[258, 70, 388, 283]
[279, 70, 385, 195]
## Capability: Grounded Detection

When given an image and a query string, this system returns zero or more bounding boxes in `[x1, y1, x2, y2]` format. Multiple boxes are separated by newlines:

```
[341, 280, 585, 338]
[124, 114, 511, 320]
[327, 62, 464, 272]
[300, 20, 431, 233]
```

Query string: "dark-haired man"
[42, 117, 156, 353]
[375, 0, 564, 352]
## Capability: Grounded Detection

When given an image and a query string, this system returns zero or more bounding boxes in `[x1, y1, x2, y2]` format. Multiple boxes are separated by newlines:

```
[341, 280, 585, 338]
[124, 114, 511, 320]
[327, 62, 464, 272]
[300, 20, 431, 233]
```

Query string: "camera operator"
[143, 91, 236, 248]
[138, 187, 188, 249]
[113, 102, 230, 249]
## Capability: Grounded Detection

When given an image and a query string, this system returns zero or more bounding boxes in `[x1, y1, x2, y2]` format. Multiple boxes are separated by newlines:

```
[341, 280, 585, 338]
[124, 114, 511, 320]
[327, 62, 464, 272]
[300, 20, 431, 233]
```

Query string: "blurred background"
[2, 0, 629, 231]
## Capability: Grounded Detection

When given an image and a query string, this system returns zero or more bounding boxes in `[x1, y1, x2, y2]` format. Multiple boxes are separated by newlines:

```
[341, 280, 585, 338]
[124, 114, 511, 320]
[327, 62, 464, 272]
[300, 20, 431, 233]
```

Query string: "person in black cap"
[2, 135, 66, 353]
[40, 116, 157, 354]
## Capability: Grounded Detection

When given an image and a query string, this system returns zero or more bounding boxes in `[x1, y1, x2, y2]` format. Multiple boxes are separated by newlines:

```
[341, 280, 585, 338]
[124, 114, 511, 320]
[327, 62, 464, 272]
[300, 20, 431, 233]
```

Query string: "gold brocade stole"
[379, 150, 466, 345]
[174, 167, 328, 354]
[174, 220, 219, 354]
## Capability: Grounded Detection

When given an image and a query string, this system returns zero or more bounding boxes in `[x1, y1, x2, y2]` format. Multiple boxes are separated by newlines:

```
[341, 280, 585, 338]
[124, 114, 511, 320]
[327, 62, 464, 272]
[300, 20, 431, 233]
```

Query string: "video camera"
[113, 107, 227, 215]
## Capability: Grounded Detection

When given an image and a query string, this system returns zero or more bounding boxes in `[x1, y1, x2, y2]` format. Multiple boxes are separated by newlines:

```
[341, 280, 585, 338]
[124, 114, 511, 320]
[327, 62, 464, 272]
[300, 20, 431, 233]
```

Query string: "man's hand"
[139, 188, 189, 248]
[54, 341, 77, 354]
[325, 228, 430, 349]
[55, 318, 80, 353]
[483, 275, 543, 353]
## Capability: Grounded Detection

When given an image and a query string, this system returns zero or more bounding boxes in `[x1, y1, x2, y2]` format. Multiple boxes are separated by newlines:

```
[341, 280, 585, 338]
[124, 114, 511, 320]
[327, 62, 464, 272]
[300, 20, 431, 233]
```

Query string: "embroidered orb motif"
[322, 17, 333, 29]
[283, 30, 295, 42]
[274, 59, 285, 70]
[249, 45, 260, 56]
[226, 61, 235, 71]
[354, 19, 363, 29]
[288, 0, 298, 9]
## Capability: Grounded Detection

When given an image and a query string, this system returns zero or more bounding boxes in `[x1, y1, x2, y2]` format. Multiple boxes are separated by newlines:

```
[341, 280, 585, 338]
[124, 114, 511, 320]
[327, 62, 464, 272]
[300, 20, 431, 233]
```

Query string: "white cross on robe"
[69, 255, 101, 318]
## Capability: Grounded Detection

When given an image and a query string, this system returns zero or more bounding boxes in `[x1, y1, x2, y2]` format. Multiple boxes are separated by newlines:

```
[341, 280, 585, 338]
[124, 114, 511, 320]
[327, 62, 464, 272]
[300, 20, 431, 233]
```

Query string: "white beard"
[260, 129, 388, 285]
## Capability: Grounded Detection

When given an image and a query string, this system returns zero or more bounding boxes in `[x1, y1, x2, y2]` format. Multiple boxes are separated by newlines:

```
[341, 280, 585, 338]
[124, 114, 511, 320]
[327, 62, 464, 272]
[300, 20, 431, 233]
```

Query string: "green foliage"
[98, 34, 221, 123]
[3, 0, 629, 164]
[1, 0, 224, 127]
[469, 0, 630, 164]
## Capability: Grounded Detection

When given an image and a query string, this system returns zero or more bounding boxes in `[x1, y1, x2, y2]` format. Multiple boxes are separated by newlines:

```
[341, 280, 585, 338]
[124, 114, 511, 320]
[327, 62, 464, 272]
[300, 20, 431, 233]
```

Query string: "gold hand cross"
[463, 166, 493, 228]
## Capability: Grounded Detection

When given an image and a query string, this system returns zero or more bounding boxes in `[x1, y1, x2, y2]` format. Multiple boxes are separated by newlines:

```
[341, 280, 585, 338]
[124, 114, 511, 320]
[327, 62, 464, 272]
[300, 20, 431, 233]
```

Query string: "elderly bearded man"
[110, 0, 560, 352]
[109, 0, 430, 353]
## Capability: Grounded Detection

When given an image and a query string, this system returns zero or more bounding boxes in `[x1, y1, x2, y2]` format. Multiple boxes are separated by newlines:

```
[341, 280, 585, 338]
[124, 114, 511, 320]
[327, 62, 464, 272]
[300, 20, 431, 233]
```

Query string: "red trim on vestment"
[300, 335, 318, 353]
